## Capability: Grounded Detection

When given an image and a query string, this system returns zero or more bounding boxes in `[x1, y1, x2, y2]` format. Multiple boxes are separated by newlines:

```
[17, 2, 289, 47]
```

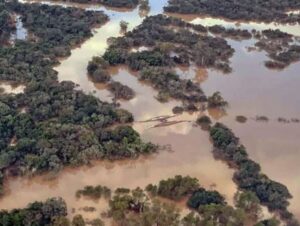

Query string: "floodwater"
[10, 14, 28, 42]
[1, 0, 300, 223]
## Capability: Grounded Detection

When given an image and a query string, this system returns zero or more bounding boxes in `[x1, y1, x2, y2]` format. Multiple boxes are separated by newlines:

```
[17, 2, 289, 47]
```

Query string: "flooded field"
[1, 0, 300, 223]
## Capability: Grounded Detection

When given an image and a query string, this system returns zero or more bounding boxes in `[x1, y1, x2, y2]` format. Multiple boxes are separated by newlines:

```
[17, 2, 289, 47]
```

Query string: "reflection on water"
[10, 15, 28, 43]
[1, 0, 300, 222]
[169, 13, 300, 36]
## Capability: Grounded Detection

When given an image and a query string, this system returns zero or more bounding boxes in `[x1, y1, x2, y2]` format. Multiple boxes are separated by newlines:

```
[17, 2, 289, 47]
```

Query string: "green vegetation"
[235, 191, 262, 220]
[207, 91, 228, 108]
[108, 81, 135, 100]
[196, 115, 212, 125]
[109, 193, 181, 226]
[92, 15, 251, 111]
[87, 57, 135, 99]
[0, 3, 15, 43]
[199, 204, 246, 226]
[236, 115, 248, 123]
[146, 175, 200, 200]
[1, 176, 285, 225]
[87, 57, 110, 83]
[120, 20, 129, 33]
[0, 198, 67, 226]
[254, 29, 300, 69]
[140, 67, 207, 109]
[108, 177, 273, 226]
[256, 115, 269, 122]
[208, 25, 252, 40]
[164, 0, 300, 24]
[210, 123, 299, 225]
[76, 185, 111, 200]
[0, 1, 156, 195]
[103, 15, 234, 72]
[139, 0, 149, 12]
[255, 218, 280, 226]
[187, 188, 226, 209]
[56, 0, 139, 8]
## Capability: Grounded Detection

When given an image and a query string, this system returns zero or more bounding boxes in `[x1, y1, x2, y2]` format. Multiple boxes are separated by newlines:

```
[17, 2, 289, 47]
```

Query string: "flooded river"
[1, 0, 300, 223]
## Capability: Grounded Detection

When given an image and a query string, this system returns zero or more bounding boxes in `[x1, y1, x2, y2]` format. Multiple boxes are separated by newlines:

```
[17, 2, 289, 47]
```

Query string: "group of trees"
[108, 81, 135, 100]
[0, 176, 283, 226]
[0, 3, 15, 43]
[103, 15, 235, 73]
[76, 185, 111, 200]
[208, 25, 252, 40]
[164, 0, 300, 24]
[87, 57, 135, 100]
[107, 176, 278, 226]
[0, 198, 67, 226]
[87, 56, 110, 83]
[254, 29, 300, 69]
[138, 0, 149, 12]
[90, 14, 238, 112]
[0, 197, 105, 226]
[146, 175, 200, 200]
[140, 67, 207, 109]
[207, 91, 228, 108]
[0, 1, 157, 195]
[210, 123, 299, 225]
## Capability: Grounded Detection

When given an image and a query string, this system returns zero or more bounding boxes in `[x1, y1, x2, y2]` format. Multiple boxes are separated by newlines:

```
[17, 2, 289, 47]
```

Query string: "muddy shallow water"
[1, 0, 300, 222]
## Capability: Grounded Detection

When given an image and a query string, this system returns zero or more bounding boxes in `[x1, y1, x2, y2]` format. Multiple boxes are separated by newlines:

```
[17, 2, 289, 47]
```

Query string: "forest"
[0, 1, 156, 195]
[164, 0, 300, 24]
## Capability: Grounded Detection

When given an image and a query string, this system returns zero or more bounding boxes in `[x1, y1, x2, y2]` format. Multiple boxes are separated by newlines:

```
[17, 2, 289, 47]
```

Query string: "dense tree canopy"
[0, 3, 15, 43]
[0, 198, 67, 226]
[146, 175, 200, 200]
[164, 0, 300, 24]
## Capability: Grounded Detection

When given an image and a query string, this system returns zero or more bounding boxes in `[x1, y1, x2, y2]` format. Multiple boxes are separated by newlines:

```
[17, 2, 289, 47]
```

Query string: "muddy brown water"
[0, 0, 299, 222]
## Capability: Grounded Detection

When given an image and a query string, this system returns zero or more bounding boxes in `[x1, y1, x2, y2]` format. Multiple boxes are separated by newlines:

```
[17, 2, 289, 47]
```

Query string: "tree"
[120, 20, 129, 33]
[72, 215, 85, 226]
[199, 204, 246, 226]
[187, 188, 226, 209]
[207, 91, 228, 108]
[235, 191, 262, 220]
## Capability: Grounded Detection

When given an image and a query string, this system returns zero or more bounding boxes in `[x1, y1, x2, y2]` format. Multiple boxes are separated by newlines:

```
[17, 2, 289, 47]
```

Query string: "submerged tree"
[120, 20, 129, 33]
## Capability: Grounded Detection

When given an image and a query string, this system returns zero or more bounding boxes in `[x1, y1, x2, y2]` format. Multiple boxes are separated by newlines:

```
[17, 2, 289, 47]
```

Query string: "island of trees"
[88, 14, 235, 112]
[164, 0, 300, 24]
[254, 29, 300, 69]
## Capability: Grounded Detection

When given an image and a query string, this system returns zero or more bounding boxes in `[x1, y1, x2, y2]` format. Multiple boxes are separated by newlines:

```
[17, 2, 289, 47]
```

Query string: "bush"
[187, 188, 226, 209]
